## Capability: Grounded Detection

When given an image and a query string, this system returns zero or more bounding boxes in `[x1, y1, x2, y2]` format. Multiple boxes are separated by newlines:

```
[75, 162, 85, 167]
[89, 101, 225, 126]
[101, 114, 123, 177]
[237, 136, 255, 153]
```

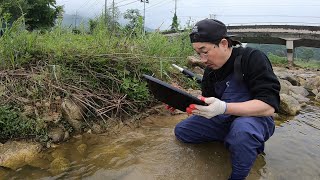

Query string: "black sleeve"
[243, 50, 281, 112]
[201, 67, 217, 98]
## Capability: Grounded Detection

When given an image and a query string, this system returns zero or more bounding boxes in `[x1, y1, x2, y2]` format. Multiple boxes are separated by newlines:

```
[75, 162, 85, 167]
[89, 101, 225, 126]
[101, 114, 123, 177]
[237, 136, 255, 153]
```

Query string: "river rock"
[289, 86, 309, 97]
[296, 76, 307, 86]
[305, 76, 320, 91]
[42, 112, 62, 124]
[286, 76, 300, 86]
[289, 92, 310, 104]
[0, 141, 42, 170]
[312, 89, 319, 96]
[279, 79, 291, 94]
[48, 127, 65, 143]
[61, 98, 83, 132]
[49, 157, 71, 175]
[315, 92, 320, 102]
[274, 70, 291, 79]
[25, 153, 51, 169]
[77, 144, 87, 155]
[279, 94, 301, 116]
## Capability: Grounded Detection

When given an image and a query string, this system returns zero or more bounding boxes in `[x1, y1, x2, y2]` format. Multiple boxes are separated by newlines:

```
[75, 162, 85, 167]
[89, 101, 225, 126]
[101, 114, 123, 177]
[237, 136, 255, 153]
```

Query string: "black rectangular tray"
[143, 74, 207, 112]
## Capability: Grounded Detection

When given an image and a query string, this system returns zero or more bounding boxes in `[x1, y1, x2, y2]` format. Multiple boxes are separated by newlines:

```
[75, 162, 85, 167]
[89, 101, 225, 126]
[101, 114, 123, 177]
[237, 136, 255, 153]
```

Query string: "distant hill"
[60, 14, 154, 32]
[61, 14, 90, 29]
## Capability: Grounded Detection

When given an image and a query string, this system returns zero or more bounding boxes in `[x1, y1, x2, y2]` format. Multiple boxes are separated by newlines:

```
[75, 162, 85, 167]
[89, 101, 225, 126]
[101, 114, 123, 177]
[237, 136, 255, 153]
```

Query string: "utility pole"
[74, 11, 78, 29]
[112, 0, 115, 30]
[105, 0, 107, 24]
[140, 0, 149, 35]
[175, 0, 177, 14]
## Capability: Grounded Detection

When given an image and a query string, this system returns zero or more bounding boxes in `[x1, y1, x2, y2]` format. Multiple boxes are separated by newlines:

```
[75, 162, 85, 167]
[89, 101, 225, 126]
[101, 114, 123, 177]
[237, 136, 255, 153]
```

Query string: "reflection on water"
[1, 105, 320, 180]
[263, 105, 320, 180]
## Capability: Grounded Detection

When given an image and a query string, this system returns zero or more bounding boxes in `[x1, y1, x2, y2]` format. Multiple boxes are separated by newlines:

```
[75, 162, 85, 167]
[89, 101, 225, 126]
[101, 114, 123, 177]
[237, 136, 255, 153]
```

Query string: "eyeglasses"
[196, 44, 217, 57]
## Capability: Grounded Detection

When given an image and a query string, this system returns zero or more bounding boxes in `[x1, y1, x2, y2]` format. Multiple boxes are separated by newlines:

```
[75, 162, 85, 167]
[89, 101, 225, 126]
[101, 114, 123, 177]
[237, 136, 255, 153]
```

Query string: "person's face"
[192, 39, 229, 70]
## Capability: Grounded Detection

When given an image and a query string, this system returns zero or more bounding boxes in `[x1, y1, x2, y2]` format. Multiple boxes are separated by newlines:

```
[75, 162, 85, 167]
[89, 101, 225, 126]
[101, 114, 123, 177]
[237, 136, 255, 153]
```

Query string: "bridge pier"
[283, 38, 301, 67]
[286, 40, 294, 67]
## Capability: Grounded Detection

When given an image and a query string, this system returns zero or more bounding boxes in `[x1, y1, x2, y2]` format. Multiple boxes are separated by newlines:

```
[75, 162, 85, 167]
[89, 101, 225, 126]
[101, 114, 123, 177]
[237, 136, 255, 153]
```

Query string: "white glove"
[189, 97, 227, 119]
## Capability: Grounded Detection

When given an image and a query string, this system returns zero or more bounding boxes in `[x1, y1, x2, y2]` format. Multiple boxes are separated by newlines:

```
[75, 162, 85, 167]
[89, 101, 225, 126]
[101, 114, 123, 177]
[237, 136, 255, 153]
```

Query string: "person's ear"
[220, 39, 229, 48]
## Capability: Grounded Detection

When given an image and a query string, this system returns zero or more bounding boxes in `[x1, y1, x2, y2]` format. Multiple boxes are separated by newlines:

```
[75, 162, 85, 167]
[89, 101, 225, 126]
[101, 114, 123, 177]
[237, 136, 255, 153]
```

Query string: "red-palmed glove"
[165, 104, 176, 112]
[187, 96, 227, 118]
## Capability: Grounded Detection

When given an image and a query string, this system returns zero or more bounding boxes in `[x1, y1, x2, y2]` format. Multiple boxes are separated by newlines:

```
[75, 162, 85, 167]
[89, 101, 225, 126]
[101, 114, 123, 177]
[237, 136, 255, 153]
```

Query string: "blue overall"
[174, 73, 275, 180]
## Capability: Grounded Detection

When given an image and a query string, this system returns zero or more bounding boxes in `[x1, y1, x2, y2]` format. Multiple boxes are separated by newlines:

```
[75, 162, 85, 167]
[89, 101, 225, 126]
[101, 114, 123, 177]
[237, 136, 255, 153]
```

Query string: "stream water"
[1, 104, 320, 180]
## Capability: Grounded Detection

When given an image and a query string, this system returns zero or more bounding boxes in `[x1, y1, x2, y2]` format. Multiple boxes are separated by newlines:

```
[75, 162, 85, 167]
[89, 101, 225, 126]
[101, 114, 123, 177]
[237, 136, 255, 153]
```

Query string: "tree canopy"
[123, 9, 142, 30]
[170, 12, 179, 32]
[0, 0, 62, 30]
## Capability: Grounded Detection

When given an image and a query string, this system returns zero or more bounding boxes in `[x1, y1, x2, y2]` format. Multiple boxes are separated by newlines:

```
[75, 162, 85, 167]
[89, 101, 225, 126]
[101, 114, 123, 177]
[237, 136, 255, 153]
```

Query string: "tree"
[89, 19, 98, 33]
[0, 0, 62, 30]
[170, 12, 179, 32]
[123, 9, 142, 30]
[88, 3, 121, 33]
[0, 0, 28, 23]
[301, 48, 314, 62]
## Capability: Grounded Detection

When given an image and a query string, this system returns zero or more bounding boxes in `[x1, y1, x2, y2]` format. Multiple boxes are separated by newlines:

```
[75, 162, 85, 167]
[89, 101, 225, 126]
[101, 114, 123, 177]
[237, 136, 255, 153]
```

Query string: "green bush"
[294, 59, 320, 69]
[268, 53, 287, 65]
[0, 105, 45, 141]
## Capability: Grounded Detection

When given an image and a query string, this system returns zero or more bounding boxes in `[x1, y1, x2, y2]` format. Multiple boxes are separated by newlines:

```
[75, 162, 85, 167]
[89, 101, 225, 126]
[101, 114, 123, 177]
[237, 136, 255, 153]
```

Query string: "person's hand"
[164, 104, 176, 112]
[186, 96, 227, 118]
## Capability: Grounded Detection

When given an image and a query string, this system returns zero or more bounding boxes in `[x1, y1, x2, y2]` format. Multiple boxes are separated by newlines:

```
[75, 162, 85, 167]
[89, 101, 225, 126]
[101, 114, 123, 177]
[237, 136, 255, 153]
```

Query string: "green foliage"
[247, 44, 286, 57]
[300, 48, 314, 62]
[121, 77, 150, 101]
[267, 53, 320, 69]
[0, 0, 62, 30]
[170, 12, 179, 32]
[248, 43, 320, 61]
[0, 17, 37, 68]
[0, 18, 197, 141]
[294, 59, 320, 69]
[89, 19, 98, 33]
[268, 53, 288, 65]
[0, 105, 45, 141]
[0, 0, 28, 23]
[123, 9, 143, 34]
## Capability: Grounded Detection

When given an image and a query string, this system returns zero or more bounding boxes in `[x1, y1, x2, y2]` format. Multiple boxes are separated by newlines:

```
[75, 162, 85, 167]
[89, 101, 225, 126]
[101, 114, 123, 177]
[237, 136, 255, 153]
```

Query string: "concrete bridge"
[227, 25, 320, 65]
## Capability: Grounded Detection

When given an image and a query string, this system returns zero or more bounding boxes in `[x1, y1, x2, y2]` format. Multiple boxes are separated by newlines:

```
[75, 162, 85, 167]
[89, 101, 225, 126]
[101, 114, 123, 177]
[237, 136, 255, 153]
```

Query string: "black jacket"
[201, 47, 281, 112]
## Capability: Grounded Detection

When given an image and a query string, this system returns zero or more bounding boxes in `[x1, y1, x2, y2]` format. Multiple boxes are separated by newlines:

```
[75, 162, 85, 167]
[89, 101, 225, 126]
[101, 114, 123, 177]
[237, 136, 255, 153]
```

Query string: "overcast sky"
[56, 0, 320, 30]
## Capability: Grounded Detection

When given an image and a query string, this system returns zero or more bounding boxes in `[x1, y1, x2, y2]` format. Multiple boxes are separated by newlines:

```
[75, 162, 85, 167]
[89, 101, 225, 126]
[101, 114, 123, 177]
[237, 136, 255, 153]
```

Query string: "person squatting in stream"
[173, 19, 280, 180]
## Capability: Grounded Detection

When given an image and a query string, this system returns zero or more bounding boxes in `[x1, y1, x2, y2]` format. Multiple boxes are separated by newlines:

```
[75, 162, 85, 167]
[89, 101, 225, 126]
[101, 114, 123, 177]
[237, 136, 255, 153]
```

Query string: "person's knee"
[226, 130, 262, 150]
[174, 123, 189, 143]
[174, 115, 225, 143]
[174, 121, 202, 143]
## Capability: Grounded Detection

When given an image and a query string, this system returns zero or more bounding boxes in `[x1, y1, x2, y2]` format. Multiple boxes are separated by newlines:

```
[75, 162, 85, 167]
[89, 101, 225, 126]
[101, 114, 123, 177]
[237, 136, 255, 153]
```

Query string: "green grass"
[268, 53, 288, 65]
[267, 53, 320, 69]
[294, 59, 320, 69]
[0, 17, 195, 141]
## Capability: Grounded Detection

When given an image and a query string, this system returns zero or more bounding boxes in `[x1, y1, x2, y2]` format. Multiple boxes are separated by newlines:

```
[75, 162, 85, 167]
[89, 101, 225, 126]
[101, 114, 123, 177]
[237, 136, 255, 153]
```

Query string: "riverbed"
[1, 104, 320, 180]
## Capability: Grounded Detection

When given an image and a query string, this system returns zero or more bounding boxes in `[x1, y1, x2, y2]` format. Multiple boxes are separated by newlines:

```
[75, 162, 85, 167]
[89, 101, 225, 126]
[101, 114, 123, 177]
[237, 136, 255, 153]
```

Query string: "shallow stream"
[1, 104, 320, 180]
